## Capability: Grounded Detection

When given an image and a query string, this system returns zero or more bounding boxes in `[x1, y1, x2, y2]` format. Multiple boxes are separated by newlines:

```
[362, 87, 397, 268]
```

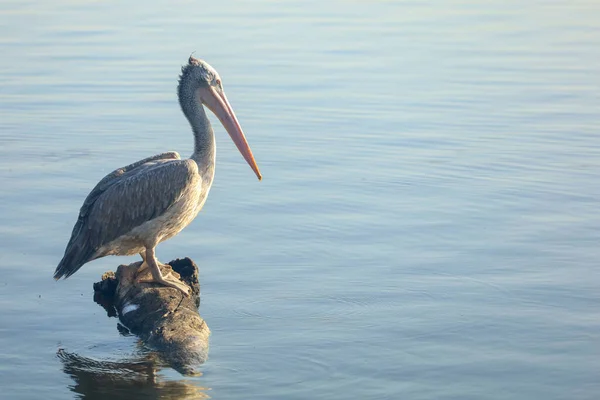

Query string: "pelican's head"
[179, 56, 261, 180]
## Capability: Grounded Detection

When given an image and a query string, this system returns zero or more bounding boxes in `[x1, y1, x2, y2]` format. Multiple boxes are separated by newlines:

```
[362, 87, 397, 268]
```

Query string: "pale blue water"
[1, 1, 599, 399]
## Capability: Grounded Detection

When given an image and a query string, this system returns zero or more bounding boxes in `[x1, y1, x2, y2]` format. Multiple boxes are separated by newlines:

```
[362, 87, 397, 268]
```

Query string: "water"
[1, 0, 599, 398]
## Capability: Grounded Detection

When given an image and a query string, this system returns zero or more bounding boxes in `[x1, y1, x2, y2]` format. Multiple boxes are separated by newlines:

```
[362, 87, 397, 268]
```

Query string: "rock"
[93, 257, 210, 375]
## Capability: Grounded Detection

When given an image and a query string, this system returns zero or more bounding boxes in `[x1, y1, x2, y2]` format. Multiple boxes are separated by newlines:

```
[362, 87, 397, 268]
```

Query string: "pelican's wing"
[64, 151, 180, 251]
[54, 157, 199, 279]
[78, 151, 180, 218]
[86, 159, 199, 247]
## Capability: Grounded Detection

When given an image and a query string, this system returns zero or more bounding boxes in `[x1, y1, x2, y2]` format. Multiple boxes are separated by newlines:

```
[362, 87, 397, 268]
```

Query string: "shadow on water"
[57, 349, 210, 399]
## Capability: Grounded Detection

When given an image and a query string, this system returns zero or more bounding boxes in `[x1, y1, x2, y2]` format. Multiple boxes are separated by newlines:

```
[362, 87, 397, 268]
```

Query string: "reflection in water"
[57, 349, 210, 400]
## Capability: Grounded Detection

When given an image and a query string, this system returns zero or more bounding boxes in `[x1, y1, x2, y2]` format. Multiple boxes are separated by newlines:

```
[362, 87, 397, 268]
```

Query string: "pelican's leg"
[137, 247, 190, 296]
[136, 252, 149, 276]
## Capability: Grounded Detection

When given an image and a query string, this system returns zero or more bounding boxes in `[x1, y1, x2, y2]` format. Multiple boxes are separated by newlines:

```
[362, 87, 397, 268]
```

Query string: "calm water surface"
[1, 1, 599, 399]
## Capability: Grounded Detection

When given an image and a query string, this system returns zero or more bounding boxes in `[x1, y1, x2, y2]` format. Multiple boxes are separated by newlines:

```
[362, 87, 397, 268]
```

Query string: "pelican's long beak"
[199, 86, 262, 180]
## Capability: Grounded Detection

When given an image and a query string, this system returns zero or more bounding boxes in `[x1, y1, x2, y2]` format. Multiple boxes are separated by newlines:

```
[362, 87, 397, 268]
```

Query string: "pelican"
[54, 56, 261, 295]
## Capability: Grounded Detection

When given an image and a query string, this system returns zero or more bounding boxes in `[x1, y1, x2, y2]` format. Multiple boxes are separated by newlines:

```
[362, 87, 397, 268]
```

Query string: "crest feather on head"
[178, 55, 217, 86]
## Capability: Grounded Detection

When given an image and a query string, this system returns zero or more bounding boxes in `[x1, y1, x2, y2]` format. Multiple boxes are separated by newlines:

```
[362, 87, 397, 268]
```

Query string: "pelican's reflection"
[57, 349, 210, 399]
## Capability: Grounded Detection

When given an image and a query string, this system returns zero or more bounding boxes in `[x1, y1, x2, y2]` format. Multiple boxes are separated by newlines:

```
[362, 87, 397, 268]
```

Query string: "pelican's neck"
[179, 86, 216, 181]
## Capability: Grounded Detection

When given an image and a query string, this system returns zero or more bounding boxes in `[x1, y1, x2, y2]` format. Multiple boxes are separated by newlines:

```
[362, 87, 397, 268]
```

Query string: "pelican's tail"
[53, 241, 95, 280]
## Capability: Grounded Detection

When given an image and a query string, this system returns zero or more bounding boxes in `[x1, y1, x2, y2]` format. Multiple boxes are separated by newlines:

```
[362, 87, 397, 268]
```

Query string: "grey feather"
[63, 152, 180, 252]
[86, 159, 199, 250]
[54, 154, 200, 279]
[79, 152, 180, 218]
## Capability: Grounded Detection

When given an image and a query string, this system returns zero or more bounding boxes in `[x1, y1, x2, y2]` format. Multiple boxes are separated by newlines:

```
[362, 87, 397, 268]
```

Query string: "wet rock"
[93, 257, 210, 375]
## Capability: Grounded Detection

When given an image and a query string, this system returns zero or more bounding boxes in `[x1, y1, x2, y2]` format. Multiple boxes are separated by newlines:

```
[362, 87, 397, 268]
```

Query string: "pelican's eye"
[215, 78, 222, 87]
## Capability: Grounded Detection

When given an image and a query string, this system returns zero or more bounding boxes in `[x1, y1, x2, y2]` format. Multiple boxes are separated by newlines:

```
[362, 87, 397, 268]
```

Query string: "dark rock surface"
[93, 257, 209, 375]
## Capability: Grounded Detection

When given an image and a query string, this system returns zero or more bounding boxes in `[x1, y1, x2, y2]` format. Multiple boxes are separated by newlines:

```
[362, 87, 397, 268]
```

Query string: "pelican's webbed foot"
[136, 248, 190, 296]
[137, 272, 190, 296]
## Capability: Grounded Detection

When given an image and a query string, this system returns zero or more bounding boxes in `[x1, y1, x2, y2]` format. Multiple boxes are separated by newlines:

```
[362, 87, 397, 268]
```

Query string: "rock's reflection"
[57, 349, 210, 399]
